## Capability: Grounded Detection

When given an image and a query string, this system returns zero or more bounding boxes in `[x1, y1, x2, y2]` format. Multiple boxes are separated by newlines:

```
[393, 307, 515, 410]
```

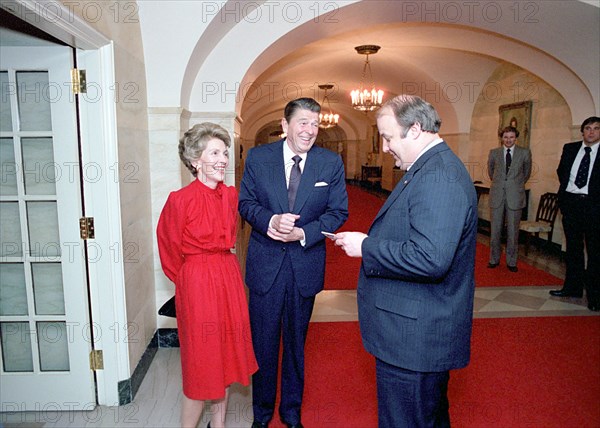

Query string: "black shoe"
[507, 265, 518, 272]
[549, 288, 583, 298]
[588, 302, 600, 312]
[487, 262, 499, 269]
[252, 422, 269, 428]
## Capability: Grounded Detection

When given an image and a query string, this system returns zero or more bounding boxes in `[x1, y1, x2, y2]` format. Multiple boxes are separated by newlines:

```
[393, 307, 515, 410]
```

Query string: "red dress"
[157, 179, 257, 400]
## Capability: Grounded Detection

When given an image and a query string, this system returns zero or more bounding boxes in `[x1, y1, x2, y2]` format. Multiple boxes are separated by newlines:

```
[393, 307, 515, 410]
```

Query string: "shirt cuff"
[268, 215, 276, 231]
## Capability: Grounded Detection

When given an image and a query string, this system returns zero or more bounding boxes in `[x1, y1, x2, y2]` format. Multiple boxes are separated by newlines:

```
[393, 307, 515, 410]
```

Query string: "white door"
[0, 46, 96, 411]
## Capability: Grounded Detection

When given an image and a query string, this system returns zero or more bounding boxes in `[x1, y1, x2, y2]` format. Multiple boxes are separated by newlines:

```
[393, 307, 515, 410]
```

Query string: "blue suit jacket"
[358, 142, 478, 372]
[239, 139, 348, 297]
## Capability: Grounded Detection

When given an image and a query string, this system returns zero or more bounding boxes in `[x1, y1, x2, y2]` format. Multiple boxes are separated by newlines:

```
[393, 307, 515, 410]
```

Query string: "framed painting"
[498, 101, 532, 148]
[372, 125, 380, 153]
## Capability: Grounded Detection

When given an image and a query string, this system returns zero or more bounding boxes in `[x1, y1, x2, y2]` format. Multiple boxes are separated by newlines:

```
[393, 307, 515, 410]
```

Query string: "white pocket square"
[314, 182, 329, 187]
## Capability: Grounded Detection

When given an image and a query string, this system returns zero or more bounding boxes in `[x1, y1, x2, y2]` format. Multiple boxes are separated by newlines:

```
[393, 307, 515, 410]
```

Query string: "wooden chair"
[519, 192, 559, 255]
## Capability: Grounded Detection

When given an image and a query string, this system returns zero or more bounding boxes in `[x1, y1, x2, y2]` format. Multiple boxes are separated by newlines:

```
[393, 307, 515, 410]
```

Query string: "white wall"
[63, 0, 156, 379]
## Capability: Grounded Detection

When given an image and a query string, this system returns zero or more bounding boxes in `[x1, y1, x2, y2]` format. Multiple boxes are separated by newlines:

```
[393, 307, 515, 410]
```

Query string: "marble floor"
[2, 235, 598, 428]
[312, 236, 591, 322]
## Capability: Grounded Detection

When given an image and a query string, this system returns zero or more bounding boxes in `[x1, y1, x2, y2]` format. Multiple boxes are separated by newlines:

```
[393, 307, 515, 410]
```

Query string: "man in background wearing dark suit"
[334, 95, 478, 427]
[487, 126, 532, 272]
[239, 98, 348, 428]
[550, 116, 600, 312]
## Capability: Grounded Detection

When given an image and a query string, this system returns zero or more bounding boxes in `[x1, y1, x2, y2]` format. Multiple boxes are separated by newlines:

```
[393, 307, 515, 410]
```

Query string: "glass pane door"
[0, 46, 95, 411]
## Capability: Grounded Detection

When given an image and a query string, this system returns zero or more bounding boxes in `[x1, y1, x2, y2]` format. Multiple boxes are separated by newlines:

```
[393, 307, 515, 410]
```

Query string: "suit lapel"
[371, 142, 447, 227]
[510, 146, 528, 177]
[588, 144, 600, 192]
[272, 140, 290, 212]
[591, 148, 600, 175]
[560, 144, 579, 189]
[499, 147, 507, 177]
[513, 146, 524, 167]
[508, 146, 519, 177]
[291, 148, 317, 213]
[566, 144, 579, 167]
[370, 168, 412, 227]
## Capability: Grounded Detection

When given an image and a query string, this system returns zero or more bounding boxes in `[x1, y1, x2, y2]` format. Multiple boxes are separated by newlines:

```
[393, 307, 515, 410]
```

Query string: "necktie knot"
[293, 155, 301, 166]
[584, 147, 591, 154]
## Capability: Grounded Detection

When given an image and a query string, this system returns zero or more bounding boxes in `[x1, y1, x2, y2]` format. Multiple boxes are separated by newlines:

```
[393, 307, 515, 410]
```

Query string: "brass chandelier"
[350, 45, 384, 112]
[318, 84, 340, 129]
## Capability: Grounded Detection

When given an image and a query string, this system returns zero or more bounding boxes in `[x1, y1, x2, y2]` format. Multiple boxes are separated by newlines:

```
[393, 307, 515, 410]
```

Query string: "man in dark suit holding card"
[239, 97, 348, 428]
[335, 95, 477, 427]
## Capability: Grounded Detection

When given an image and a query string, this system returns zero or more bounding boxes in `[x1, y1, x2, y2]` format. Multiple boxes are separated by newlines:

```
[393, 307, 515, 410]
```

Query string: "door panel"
[0, 46, 95, 410]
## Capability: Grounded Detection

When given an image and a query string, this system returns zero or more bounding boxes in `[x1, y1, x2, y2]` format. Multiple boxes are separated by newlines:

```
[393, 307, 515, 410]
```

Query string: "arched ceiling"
[240, 24, 506, 139]
[182, 1, 598, 142]
[239, 20, 596, 141]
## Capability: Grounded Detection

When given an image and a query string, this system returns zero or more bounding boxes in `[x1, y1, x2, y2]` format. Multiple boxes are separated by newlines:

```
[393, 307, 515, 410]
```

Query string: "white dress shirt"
[566, 142, 598, 194]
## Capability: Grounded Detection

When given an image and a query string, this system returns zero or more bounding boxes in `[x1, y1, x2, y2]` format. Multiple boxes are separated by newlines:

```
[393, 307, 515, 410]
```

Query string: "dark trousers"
[249, 253, 315, 425]
[561, 194, 600, 303]
[376, 358, 450, 428]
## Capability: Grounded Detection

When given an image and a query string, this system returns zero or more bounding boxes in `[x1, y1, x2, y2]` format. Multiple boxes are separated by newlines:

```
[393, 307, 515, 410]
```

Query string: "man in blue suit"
[239, 97, 348, 428]
[335, 95, 477, 427]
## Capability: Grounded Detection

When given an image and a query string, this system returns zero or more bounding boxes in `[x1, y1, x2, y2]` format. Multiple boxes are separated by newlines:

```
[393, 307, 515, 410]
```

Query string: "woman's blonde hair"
[179, 122, 231, 176]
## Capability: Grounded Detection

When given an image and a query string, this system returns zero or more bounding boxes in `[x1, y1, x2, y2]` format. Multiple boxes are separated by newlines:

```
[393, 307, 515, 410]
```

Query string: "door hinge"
[90, 350, 104, 371]
[79, 217, 95, 240]
[71, 68, 87, 94]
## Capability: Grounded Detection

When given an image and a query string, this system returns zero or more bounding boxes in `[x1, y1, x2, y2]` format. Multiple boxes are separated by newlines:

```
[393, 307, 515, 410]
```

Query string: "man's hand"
[268, 226, 304, 242]
[334, 231, 368, 257]
[271, 213, 301, 234]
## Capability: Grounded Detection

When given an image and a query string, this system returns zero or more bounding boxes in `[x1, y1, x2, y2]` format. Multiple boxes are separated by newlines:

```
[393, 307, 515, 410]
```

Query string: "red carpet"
[324, 185, 383, 291]
[271, 318, 600, 428]
[452, 316, 600, 427]
[324, 185, 563, 290]
[474, 242, 562, 287]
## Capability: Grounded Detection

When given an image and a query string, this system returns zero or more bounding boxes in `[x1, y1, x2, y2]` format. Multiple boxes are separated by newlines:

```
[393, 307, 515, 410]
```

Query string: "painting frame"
[372, 125, 380, 154]
[498, 101, 532, 148]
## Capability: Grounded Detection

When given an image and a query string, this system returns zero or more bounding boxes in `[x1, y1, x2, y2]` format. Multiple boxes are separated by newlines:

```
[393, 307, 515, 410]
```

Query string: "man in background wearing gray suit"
[487, 126, 532, 272]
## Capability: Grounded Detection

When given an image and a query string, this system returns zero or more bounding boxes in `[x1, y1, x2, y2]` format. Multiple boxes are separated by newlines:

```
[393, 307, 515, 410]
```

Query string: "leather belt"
[565, 192, 588, 199]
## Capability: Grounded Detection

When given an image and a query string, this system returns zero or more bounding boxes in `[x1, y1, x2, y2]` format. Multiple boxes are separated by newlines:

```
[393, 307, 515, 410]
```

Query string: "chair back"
[520, 192, 560, 253]
[535, 192, 559, 225]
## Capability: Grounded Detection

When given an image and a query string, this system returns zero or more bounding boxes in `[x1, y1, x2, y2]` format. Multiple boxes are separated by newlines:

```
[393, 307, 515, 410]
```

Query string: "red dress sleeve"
[157, 192, 185, 283]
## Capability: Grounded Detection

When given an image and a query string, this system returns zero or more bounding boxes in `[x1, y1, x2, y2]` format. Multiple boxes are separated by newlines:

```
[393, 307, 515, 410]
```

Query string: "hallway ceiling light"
[350, 45, 384, 112]
[318, 84, 340, 129]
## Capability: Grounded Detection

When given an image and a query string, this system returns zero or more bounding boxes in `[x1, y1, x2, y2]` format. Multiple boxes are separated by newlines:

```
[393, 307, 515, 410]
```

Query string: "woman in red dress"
[157, 123, 257, 428]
